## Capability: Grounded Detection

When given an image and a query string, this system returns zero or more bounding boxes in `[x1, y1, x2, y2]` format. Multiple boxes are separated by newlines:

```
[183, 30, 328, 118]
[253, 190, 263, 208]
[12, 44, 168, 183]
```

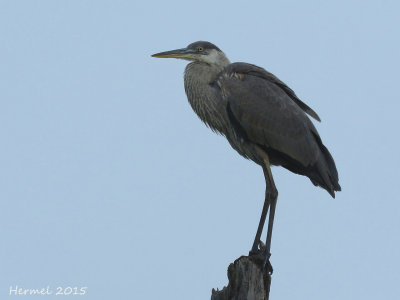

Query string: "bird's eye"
[196, 46, 204, 52]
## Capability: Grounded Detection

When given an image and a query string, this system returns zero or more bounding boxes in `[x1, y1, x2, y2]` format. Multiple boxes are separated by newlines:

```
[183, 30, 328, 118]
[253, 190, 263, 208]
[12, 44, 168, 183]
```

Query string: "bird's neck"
[184, 61, 230, 134]
[185, 61, 227, 84]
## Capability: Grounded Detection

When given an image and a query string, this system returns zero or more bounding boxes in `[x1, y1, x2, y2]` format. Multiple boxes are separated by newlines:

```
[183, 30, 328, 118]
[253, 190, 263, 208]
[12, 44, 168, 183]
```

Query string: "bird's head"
[152, 41, 230, 67]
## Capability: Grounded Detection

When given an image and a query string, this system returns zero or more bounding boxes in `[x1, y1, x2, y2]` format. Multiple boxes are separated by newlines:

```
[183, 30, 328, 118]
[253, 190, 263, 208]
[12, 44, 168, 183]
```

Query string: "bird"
[152, 41, 341, 273]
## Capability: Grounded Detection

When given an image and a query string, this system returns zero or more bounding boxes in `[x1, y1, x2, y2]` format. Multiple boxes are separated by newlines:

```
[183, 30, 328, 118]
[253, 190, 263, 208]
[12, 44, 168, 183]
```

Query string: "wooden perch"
[211, 255, 271, 300]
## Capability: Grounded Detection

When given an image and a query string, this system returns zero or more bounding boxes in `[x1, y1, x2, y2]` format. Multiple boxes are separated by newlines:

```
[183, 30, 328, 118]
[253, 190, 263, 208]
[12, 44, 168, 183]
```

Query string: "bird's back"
[215, 63, 341, 197]
[184, 60, 340, 197]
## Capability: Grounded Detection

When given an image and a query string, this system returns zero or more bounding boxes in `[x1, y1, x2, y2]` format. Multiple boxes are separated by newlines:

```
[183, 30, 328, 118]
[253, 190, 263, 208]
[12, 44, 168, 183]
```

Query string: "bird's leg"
[248, 150, 278, 275]
[262, 157, 278, 274]
[249, 183, 270, 255]
[265, 190, 277, 256]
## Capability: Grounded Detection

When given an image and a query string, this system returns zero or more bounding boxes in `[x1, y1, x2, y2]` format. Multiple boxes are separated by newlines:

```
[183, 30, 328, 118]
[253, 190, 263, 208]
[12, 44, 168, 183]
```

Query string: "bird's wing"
[225, 62, 321, 122]
[215, 62, 320, 167]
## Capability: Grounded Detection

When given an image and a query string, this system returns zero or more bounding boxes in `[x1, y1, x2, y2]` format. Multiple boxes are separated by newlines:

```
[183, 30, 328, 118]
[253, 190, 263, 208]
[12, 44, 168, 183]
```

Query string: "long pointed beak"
[151, 48, 192, 59]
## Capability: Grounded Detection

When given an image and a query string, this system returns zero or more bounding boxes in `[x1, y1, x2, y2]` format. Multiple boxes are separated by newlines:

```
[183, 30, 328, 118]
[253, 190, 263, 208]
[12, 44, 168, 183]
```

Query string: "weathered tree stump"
[211, 255, 271, 300]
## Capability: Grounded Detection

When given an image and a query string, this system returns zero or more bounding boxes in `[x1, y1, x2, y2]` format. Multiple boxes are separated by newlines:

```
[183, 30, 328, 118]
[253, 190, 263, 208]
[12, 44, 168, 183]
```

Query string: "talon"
[248, 248, 273, 275]
[263, 253, 273, 275]
[259, 240, 265, 251]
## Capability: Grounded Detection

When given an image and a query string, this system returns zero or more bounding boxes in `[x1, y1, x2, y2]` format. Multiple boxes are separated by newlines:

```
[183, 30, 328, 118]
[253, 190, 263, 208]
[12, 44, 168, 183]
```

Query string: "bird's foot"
[249, 241, 273, 275]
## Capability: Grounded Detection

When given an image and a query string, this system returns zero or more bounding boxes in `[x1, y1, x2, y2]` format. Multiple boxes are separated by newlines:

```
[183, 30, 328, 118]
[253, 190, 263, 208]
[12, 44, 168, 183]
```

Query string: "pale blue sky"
[1, 1, 399, 299]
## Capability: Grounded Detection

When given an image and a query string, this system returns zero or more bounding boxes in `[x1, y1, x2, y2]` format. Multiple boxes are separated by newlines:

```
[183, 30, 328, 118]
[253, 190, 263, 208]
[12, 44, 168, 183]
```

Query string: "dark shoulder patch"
[226, 102, 249, 141]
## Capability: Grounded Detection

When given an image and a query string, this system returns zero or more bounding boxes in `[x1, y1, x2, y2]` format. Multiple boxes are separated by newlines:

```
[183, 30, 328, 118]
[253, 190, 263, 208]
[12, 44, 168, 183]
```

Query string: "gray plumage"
[177, 41, 340, 197]
[152, 41, 341, 271]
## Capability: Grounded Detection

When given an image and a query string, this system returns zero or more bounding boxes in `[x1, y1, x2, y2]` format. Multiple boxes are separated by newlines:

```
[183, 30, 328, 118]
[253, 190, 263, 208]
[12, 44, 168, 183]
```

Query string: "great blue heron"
[152, 41, 341, 273]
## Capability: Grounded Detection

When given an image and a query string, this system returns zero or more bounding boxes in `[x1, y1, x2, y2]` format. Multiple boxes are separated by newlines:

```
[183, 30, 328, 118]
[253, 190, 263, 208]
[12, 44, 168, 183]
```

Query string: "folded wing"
[215, 62, 340, 196]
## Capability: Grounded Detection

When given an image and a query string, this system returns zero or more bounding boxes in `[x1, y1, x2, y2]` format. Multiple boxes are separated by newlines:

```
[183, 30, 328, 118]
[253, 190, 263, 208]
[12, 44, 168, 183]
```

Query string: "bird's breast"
[184, 72, 229, 135]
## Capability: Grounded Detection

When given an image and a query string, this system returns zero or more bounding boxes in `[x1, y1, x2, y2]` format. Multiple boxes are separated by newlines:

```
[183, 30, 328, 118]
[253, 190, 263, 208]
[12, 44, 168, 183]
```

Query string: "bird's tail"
[310, 133, 341, 198]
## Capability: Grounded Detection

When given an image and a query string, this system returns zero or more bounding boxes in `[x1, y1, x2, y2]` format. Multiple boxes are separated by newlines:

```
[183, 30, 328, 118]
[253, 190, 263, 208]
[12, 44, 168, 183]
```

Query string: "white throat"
[201, 49, 230, 68]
